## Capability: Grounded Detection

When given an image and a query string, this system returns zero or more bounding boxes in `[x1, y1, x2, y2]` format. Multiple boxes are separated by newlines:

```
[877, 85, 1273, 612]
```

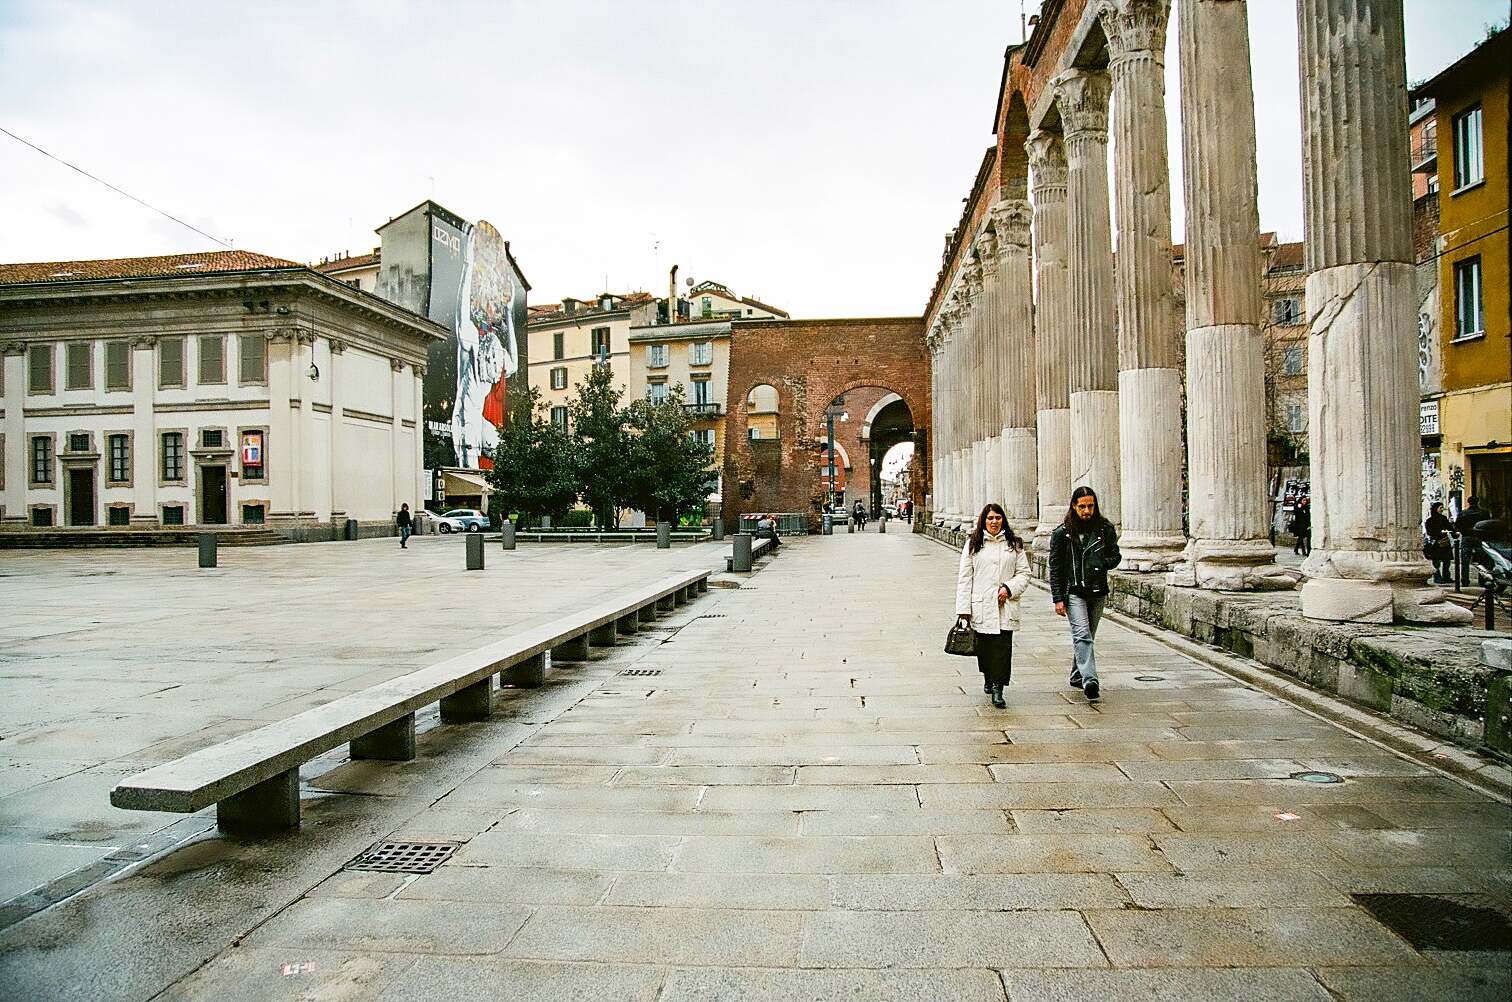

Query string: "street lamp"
[825, 396, 847, 509]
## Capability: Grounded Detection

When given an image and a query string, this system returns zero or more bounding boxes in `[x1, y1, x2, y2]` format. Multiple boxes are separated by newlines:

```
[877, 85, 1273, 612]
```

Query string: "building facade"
[0, 251, 439, 536]
[525, 294, 658, 429]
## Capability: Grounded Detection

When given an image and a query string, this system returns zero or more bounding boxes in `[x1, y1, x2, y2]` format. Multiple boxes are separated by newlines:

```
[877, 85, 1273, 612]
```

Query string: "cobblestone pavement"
[0, 530, 1508, 1001]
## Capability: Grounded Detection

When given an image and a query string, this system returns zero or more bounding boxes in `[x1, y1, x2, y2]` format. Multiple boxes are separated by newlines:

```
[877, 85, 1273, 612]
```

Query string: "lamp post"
[825, 396, 847, 510]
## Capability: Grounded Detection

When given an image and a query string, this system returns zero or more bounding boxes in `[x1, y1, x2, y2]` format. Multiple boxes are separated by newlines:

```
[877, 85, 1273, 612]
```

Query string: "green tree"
[622, 385, 718, 525]
[569, 362, 630, 528]
[484, 386, 579, 526]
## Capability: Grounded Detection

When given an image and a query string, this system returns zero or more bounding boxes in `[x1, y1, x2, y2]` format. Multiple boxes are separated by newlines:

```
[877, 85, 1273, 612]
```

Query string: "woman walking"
[1049, 486, 1122, 701]
[956, 503, 1032, 709]
[1424, 501, 1453, 584]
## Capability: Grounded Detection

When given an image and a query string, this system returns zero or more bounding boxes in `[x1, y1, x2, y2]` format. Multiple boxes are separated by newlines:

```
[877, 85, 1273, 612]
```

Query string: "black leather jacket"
[1049, 520, 1122, 603]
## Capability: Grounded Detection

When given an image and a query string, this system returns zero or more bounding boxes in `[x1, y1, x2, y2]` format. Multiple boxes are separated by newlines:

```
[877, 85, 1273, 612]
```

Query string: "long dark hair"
[1063, 486, 1108, 538]
[969, 503, 1021, 554]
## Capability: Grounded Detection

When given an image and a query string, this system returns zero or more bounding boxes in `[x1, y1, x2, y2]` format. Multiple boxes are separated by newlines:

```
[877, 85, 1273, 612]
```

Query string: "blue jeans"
[1066, 594, 1106, 685]
[399, 526, 411, 547]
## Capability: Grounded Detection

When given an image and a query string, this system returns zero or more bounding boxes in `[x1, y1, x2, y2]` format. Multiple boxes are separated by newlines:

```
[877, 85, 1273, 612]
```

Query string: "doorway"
[201, 465, 228, 525]
[67, 467, 96, 526]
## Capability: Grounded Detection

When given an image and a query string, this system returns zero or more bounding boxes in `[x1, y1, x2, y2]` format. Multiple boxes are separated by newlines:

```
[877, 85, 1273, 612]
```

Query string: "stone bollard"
[847, 517, 854, 534]
[198, 533, 217, 568]
[344, 518, 358, 541]
[500, 521, 516, 549]
[466, 532, 484, 570]
[711, 517, 724, 541]
[879, 516, 886, 534]
[732, 533, 753, 572]
[823, 514, 833, 535]
[657, 521, 671, 549]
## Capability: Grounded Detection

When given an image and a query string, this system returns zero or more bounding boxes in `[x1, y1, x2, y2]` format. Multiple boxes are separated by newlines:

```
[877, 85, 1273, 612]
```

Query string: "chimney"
[668, 265, 678, 325]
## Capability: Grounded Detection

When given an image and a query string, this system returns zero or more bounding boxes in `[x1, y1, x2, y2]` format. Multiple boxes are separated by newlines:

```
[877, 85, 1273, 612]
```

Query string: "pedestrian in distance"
[1423, 501, 1453, 585]
[755, 513, 781, 550]
[956, 503, 1032, 709]
[396, 503, 412, 549]
[1453, 495, 1489, 586]
[853, 499, 866, 530]
[1049, 486, 1122, 701]
[1291, 498, 1312, 557]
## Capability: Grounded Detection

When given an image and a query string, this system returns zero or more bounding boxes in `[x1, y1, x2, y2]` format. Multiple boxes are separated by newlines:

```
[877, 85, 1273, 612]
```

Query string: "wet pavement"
[0, 530, 1508, 1001]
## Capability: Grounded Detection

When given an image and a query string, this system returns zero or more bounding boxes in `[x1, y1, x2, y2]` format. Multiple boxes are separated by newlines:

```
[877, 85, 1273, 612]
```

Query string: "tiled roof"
[740, 296, 789, 318]
[315, 251, 379, 273]
[0, 250, 304, 286]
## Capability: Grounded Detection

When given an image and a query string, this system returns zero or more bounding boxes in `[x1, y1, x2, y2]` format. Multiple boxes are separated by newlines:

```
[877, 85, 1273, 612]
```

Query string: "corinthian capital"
[1025, 130, 1068, 191]
[1051, 69, 1112, 142]
[990, 199, 1034, 248]
[974, 229, 1000, 276]
[1097, 0, 1171, 61]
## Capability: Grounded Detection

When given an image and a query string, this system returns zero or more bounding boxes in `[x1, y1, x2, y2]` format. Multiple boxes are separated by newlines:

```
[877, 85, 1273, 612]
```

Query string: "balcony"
[683, 402, 724, 418]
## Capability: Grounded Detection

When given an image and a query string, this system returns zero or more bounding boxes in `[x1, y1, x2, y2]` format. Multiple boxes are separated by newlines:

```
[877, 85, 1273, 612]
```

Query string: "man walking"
[396, 503, 413, 549]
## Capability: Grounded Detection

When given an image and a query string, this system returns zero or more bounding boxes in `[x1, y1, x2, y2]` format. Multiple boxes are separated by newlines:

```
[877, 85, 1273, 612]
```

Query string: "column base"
[1168, 538, 1296, 591]
[1300, 570, 1473, 625]
[1033, 518, 1060, 555]
[1118, 532, 1187, 572]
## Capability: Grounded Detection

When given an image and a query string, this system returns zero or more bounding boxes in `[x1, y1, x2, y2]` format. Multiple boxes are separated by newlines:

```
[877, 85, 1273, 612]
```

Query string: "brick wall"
[722, 318, 931, 531]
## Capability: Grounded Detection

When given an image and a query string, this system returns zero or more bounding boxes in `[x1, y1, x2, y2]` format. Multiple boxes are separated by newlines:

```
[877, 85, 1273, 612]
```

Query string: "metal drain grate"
[1351, 893, 1512, 951]
[699, 614, 727, 618]
[1290, 770, 1344, 784]
[345, 840, 460, 874]
[1133, 675, 1166, 682]
[620, 669, 663, 677]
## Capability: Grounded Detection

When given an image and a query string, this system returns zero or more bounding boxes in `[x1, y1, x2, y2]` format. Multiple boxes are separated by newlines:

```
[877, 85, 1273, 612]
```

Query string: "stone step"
[0, 527, 288, 549]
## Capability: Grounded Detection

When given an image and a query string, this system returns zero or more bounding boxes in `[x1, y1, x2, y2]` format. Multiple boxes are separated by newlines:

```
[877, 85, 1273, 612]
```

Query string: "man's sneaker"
[1083, 679, 1100, 701]
[1069, 671, 1082, 689]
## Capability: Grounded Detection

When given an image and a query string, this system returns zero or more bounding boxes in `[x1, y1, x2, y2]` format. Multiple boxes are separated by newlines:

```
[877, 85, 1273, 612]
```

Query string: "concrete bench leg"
[351, 714, 416, 760]
[551, 634, 591, 661]
[440, 677, 493, 721]
[697, 577, 708, 593]
[617, 613, 639, 636]
[658, 595, 675, 613]
[590, 622, 619, 646]
[502, 652, 547, 688]
[638, 604, 658, 623]
[673, 587, 688, 606]
[217, 768, 298, 834]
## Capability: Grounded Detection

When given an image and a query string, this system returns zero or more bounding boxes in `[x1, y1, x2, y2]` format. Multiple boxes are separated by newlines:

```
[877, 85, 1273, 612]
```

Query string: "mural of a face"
[451, 221, 521, 468]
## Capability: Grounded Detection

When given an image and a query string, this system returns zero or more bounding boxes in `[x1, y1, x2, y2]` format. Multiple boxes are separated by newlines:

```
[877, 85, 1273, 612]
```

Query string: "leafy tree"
[484, 385, 579, 526]
[622, 385, 718, 524]
[569, 362, 631, 528]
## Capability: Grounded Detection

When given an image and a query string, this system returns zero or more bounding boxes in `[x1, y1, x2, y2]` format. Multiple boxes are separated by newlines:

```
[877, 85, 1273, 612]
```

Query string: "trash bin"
[197, 533, 217, 568]
[732, 533, 753, 572]
[345, 518, 358, 541]
[466, 532, 484, 570]
[657, 521, 672, 549]
[711, 517, 724, 541]
[823, 514, 833, 535]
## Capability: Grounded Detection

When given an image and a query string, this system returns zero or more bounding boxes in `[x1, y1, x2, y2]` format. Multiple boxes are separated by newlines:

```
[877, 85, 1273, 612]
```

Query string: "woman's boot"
[991, 684, 1005, 709]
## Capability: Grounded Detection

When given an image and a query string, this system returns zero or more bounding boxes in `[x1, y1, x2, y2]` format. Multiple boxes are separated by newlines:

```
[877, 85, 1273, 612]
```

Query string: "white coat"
[956, 533, 1033, 634]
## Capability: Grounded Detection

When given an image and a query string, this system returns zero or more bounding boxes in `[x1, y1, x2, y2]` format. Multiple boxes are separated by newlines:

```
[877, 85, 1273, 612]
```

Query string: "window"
[648, 381, 669, 404]
[692, 379, 711, 407]
[1281, 345, 1304, 376]
[202, 429, 223, 448]
[701, 296, 712, 318]
[159, 337, 185, 387]
[161, 432, 185, 481]
[239, 335, 267, 384]
[1273, 298, 1302, 326]
[1452, 105, 1483, 190]
[198, 335, 225, 384]
[105, 341, 131, 390]
[30, 436, 53, 484]
[553, 330, 565, 360]
[1286, 403, 1305, 433]
[550, 366, 568, 390]
[242, 503, 265, 524]
[591, 327, 611, 358]
[108, 434, 130, 483]
[689, 341, 712, 366]
[107, 506, 131, 526]
[66, 341, 92, 390]
[68, 433, 90, 453]
[161, 505, 184, 526]
[647, 343, 669, 368]
[550, 406, 569, 430]
[692, 429, 714, 447]
[32, 507, 54, 527]
[241, 431, 264, 480]
[1454, 258, 1484, 340]
[28, 344, 53, 394]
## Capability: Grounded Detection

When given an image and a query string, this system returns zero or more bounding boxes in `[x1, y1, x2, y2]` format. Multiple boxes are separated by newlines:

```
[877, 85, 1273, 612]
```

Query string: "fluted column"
[926, 324, 945, 523]
[1053, 69, 1121, 525]
[1028, 130, 1072, 551]
[1101, 0, 1186, 570]
[1296, 0, 1468, 624]
[993, 198, 1039, 536]
[975, 234, 1006, 514]
[1173, 0, 1291, 590]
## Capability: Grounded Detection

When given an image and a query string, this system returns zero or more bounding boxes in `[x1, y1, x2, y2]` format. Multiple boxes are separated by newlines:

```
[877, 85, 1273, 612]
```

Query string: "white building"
[0, 250, 441, 537]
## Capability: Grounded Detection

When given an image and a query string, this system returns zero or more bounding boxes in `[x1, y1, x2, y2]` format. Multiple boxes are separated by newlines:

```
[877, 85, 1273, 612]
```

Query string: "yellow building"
[525, 294, 658, 429]
[1413, 28, 1511, 516]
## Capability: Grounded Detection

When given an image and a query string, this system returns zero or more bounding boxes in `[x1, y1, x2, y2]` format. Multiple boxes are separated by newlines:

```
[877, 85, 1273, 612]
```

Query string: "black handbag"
[944, 619, 976, 657]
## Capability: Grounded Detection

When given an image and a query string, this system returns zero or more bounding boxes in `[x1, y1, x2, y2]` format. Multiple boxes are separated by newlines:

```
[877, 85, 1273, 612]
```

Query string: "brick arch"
[721, 317, 930, 532]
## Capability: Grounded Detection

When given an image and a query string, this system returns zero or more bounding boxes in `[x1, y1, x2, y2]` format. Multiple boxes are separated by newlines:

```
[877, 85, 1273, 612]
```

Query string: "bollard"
[711, 517, 724, 541]
[198, 533, 217, 568]
[345, 518, 358, 541]
[847, 517, 854, 534]
[657, 521, 671, 549]
[501, 521, 516, 550]
[732, 533, 753, 572]
[879, 515, 886, 534]
[466, 532, 484, 570]
[823, 514, 832, 535]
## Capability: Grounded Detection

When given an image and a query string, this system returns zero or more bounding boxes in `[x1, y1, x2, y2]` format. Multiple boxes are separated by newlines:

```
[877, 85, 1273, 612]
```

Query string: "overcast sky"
[1, 1, 1503, 319]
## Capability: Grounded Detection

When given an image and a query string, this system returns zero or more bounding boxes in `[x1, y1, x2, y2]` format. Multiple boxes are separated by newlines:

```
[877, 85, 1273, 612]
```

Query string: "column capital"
[990, 199, 1034, 249]
[1051, 69, 1111, 142]
[1025, 130, 1068, 191]
[295, 331, 317, 346]
[3, 340, 27, 356]
[131, 334, 159, 350]
[1097, 0, 1171, 63]
[974, 229, 1000, 276]
[391, 357, 407, 372]
[414, 364, 426, 378]
[959, 261, 982, 303]
[328, 338, 348, 354]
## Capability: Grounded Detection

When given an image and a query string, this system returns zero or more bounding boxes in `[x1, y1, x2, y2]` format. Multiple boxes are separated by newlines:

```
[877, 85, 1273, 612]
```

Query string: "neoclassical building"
[925, 0, 1468, 625]
[0, 251, 441, 537]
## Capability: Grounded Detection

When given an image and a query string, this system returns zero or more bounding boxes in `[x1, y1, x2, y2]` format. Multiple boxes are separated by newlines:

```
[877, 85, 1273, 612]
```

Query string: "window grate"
[1351, 893, 1511, 952]
[345, 840, 460, 874]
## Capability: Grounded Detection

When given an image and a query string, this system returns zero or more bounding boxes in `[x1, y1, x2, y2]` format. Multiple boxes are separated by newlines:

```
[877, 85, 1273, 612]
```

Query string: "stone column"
[992, 198, 1039, 537]
[1174, 0, 1291, 590]
[129, 336, 159, 525]
[1027, 130, 1072, 551]
[963, 258, 988, 520]
[1053, 68, 1121, 525]
[1296, 0, 1468, 623]
[1100, 0, 1186, 570]
[1, 342, 28, 524]
[975, 231, 1006, 513]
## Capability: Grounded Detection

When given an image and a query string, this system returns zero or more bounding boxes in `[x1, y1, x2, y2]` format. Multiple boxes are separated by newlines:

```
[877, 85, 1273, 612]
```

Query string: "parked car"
[439, 508, 491, 533]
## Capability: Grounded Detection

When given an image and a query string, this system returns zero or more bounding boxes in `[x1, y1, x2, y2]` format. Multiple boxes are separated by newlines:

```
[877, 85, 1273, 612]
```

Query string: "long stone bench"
[110, 570, 710, 835]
